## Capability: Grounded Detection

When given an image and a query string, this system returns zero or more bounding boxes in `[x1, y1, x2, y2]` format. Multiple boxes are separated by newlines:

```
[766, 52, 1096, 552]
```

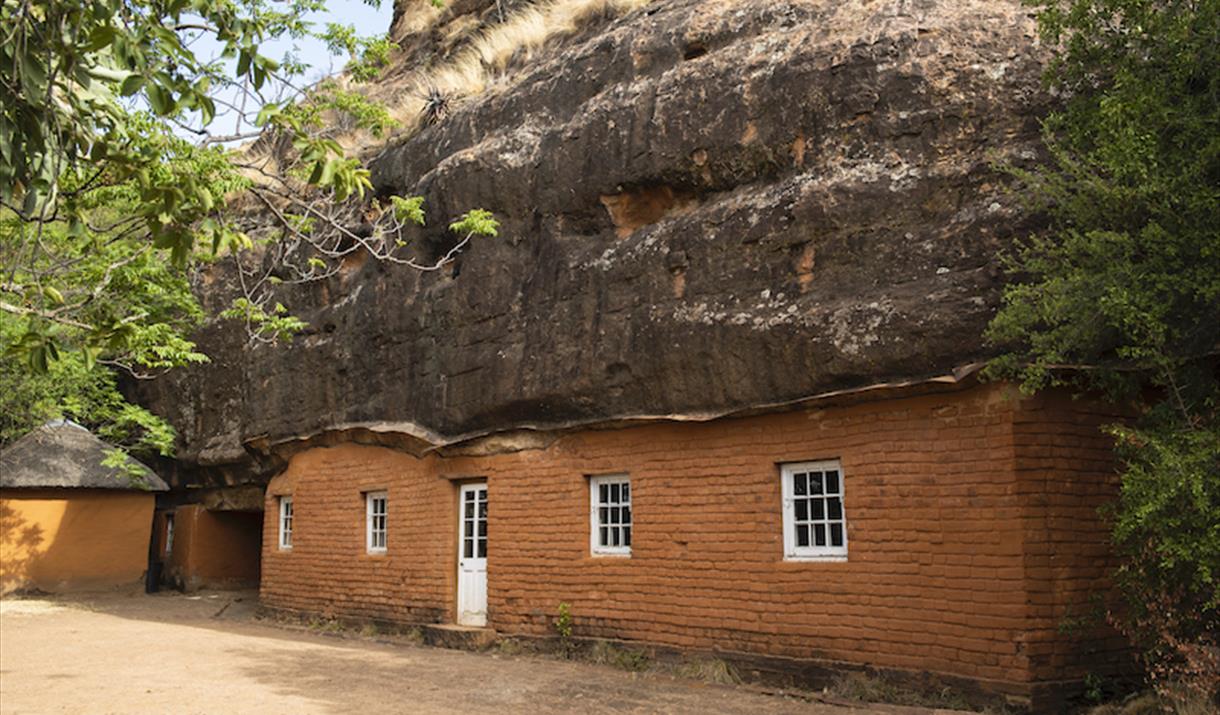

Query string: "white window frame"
[278, 496, 294, 550]
[590, 474, 632, 557]
[365, 491, 388, 554]
[781, 460, 848, 561]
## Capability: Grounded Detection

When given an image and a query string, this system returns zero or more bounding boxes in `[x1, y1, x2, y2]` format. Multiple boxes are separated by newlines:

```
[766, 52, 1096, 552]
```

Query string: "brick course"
[261, 382, 1126, 702]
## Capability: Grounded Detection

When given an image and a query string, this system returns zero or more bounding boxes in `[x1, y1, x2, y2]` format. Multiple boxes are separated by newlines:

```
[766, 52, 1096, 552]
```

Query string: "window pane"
[796, 524, 809, 547]
[812, 499, 825, 520]
[814, 524, 826, 546]
[795, 499, 808, 521]
[478, 501, 487, 518]
[593, 479, 631, 552]
[478, 539, 487, 558]
[793, 474, 807, 496]
[465, 501, 474, 518]
[465, 521, 473, 537]
[828, 497, 843, 520]
[478, 520, 487, 537]
[464, 540, 473, 558]
[830, 523, 843, 547]
[810, 473, 824, 495]
[825, 471, 839, 494]
[479, 489, 487, 501]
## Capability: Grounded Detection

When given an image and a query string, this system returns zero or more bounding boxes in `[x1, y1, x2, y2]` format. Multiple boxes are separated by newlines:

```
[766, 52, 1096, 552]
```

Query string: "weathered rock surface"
[137, 0, 1049, 480]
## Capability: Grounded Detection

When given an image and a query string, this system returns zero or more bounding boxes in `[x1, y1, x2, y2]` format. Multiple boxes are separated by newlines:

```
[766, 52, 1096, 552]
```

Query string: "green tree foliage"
[0, 316, 179, 454]
[0, 0, 498, 452]
[0, 126, 219, 451]
[987, 0, 1219, 700]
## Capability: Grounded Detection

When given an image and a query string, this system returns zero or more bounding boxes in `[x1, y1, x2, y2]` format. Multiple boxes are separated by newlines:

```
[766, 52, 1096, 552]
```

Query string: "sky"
[183, 0, 394, 140]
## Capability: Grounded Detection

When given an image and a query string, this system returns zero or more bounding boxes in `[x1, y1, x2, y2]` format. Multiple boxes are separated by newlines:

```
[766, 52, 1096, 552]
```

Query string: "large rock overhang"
[134, 0, 1049, 483]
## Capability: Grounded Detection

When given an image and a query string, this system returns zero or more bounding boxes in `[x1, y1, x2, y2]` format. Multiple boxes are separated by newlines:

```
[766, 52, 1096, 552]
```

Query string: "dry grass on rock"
[388, 0, 653, 134]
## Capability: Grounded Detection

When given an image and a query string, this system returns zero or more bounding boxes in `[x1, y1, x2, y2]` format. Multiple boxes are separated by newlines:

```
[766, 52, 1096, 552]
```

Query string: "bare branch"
[0, 300, 96, 331]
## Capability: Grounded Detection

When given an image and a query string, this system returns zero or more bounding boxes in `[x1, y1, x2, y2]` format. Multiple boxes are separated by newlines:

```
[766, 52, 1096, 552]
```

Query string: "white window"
[164, 513, 174, 557]
[590, 474, 632, 556]
[781, 460, 847, 561]
[278, 496, 294, 550]
[366, 491, 387, 553]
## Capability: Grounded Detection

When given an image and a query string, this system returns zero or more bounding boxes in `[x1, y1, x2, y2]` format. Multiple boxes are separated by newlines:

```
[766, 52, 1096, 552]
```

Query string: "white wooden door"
[457, 482, 488, 626]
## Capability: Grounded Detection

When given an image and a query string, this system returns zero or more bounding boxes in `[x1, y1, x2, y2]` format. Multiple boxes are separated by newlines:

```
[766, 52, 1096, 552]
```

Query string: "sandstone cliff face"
[138, 0, 1049, 478]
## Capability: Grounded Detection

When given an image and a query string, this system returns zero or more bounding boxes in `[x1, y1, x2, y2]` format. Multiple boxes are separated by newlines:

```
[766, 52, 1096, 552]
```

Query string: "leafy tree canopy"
[988, 0, 1218, 700]
[0, 0, 497, 451]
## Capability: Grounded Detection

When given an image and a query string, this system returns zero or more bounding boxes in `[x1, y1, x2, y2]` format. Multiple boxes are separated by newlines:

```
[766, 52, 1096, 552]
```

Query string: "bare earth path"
[0, 591, 948, 715]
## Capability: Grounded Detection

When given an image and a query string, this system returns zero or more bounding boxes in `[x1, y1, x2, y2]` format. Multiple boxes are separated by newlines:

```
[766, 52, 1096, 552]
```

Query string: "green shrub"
[988, 1, 1219, 705]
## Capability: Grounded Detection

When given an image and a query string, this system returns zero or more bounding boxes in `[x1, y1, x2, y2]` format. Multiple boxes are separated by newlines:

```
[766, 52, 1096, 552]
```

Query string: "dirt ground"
[0, 590, 962, 715]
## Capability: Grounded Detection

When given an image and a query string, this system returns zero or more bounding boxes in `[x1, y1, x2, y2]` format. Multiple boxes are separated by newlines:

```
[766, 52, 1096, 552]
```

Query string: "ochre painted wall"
[1, 489, 154, 593]
[164, 505, 262, 591]
[259, 383, 1125, 702]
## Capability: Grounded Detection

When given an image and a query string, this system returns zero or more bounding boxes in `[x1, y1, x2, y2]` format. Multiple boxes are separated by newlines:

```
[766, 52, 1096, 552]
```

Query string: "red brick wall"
[1013, 392, 1130, 694]
[261, 382, 1124, 695]
[263, 447, 457, 624]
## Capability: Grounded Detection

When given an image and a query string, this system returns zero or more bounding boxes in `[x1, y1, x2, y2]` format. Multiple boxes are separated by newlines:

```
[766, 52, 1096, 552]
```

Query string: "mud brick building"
[253, 381, 1127, 709]
[134, 0, 1134, 710]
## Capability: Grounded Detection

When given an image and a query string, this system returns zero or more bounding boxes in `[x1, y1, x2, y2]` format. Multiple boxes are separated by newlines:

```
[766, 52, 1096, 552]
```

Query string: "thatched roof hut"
[0, 421, 168, 492]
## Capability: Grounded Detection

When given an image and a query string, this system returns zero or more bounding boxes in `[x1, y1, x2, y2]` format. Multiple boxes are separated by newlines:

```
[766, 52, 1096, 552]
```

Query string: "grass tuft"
[672, 656, 742, 685]
[587, 640, 651, 672]
[1087, 689, 1218, 715]
[829, 672, 976, 711]
[390, 0, 654, 134]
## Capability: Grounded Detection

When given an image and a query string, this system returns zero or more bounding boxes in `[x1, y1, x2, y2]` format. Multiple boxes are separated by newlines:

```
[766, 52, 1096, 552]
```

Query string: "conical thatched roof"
[0, 421, 168, 492]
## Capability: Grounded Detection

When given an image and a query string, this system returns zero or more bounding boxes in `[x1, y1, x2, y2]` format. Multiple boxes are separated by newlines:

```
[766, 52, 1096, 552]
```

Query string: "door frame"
[455, 480, 488, 626]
